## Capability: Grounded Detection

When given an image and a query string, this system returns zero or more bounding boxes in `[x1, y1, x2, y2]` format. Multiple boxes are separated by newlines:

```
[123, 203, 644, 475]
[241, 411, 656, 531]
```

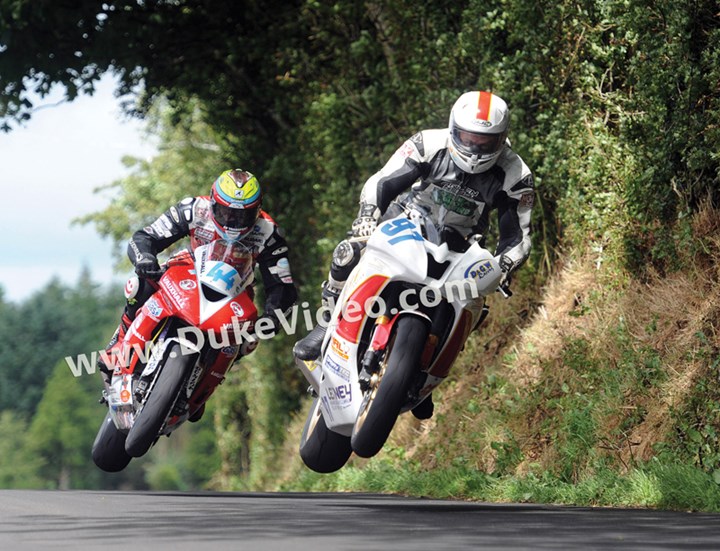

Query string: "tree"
[7, 0, 720, 489]
[0, 0, 307, 165]
[27, 359, 107, 489]
[0, 411, 44, 488]
[0, 272, 122, 415]
[76, 99, 230, 262]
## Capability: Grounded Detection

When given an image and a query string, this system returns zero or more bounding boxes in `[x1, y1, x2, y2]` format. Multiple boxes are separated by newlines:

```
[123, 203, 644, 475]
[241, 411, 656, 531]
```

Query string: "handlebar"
[497, 282, 513, 299]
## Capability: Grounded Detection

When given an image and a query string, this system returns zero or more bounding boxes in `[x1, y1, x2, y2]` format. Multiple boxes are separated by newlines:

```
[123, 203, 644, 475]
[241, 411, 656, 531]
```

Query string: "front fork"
[104, 319, 178, 431]
[104, 373, 136, 431]
[359, 312, 435, 397]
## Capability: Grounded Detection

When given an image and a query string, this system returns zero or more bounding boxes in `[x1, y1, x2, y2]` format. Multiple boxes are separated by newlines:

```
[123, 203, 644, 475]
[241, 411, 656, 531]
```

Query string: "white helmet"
[448, 91, 509, 174]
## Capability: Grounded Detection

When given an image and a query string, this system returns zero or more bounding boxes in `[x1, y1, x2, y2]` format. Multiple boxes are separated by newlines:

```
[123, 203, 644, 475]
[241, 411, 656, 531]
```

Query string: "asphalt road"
[1, 490, 719, 550]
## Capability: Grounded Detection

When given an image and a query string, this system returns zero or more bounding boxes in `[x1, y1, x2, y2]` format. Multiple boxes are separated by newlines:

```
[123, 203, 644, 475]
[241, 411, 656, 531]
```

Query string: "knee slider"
[124, 275, 140, 304]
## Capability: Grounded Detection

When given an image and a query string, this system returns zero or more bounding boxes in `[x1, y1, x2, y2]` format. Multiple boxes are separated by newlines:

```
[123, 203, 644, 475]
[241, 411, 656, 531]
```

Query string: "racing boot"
[411, 394, 434, 420]
[293, 282, 340, 361]
[97, 313, 132, 386]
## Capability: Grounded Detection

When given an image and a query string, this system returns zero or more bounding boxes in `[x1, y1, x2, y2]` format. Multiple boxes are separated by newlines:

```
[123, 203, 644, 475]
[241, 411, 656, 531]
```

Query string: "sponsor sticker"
[145, 297, 163, 318]
[401, 142, 415, 158]
[150, 217, 173, 238]
[327, 384, 352, 406]
[331, 336, 349, 360]
[179, 279, 197, 291]
[164, 279, 187, 308]
[231, 302, 244, 318]
[221, 345, 239, 357]
[194, 226, 215, 243]
[464, 260, 494, 280]
[276, 257, 293, 284]
[324, 355, 350, 381]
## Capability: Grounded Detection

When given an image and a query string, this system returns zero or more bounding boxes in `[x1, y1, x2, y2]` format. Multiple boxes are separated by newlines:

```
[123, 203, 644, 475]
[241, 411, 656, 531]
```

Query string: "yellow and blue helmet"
[210, 169, 262, 241]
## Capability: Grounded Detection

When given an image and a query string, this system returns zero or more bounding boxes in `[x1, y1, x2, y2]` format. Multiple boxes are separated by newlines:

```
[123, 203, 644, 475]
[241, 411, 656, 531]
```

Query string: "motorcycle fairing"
[334, 275, 389, 344]
[314, 212, 504, 435]
[105, 239, 258, 435]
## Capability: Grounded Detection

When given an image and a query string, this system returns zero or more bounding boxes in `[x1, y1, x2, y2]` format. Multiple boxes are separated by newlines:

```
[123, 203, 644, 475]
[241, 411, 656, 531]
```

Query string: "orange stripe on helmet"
[476, 91, 492, 121]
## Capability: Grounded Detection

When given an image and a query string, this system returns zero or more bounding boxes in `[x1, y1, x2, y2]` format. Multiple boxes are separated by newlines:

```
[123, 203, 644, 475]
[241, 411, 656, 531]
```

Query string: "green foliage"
[142, 408, 221, 491]
[213, 374, 252, 488]
[3, 0, 720, 274]
[0, 272, 222, 490]
[27, 359, 114, 489]
[5, 0, 720, 499]
[231, 334, 307, 490]
[489, 435, 524, 475]
[283, 458, 720, 512]
[76, 100, 231, 265]
[0, 270, 122, 415]
[145, 461, 188, 491]
[0, 411, 44, 488]
[659, 346, 720, 475]
[184, 409, 223, 487]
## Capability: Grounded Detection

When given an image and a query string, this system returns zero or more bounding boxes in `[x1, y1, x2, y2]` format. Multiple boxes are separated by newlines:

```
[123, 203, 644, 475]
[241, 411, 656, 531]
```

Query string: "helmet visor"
[212, 202, 259, 231]
[452, 128, 504, 156]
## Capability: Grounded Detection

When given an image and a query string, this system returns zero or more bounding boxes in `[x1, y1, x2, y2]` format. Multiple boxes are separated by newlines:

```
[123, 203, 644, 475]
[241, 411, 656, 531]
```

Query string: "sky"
[0, 74, 157, 303]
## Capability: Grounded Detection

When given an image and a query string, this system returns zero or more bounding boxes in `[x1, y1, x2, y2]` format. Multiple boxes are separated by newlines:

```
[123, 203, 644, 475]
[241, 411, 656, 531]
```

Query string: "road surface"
[1, 491, 718, 550]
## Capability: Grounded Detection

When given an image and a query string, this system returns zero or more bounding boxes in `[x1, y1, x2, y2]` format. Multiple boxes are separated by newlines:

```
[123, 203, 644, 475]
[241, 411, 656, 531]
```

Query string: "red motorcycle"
[92, 239, 258, 472]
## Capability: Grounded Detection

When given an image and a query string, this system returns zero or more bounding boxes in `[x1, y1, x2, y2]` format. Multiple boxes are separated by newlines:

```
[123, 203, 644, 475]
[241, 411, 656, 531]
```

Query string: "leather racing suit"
[127, 195, 298, 325]
[328, 128, 535, 291]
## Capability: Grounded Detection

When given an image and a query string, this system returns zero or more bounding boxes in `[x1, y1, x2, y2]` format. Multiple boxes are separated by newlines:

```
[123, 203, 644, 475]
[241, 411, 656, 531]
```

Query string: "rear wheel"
[125, 342, 195, 458]
[351, 315, 428, 458]
[92, 413, 132, 472]
[299, 398, 353, 473]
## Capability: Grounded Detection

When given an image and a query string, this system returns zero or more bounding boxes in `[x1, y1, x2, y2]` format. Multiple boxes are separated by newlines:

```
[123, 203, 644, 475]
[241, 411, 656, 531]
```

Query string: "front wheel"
[351, 315, 428, 458]
[125, 342, 195, 458]
[92, 413, 132, 472]
[299, 398, 353, 473]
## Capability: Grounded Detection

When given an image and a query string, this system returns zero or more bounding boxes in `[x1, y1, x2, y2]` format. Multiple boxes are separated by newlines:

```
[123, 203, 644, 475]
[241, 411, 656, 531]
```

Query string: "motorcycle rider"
[293, 91, 534, 419]
[99, 169, 298, 414]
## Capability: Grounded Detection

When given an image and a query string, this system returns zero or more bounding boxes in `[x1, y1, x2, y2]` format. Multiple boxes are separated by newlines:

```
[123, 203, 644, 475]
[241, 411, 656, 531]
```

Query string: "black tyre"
[125, 342, 195, 458]
[299, 398, 353, 473]
[92, 413, 132, 473]
[351, 315, 428, 458]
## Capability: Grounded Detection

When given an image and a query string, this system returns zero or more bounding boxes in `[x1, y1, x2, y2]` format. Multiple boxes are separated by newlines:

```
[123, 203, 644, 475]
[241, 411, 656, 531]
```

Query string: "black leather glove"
[257, 311, 282, 336]
[135, 254, 163, 280]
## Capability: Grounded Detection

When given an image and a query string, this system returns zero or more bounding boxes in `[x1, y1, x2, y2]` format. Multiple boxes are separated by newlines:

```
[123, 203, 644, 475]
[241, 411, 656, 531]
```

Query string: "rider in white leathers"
[294, 91, 535, 418]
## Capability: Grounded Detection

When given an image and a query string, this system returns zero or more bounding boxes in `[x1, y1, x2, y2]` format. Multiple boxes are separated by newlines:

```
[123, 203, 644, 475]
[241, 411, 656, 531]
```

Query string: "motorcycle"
[295, 202, 507, 473]
[92, 239, 258, 472]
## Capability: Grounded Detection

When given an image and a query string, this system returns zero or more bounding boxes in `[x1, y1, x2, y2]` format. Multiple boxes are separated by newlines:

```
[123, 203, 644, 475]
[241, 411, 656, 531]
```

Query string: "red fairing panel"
[200, 292, 258, 335]
[335, 275, 389, 344]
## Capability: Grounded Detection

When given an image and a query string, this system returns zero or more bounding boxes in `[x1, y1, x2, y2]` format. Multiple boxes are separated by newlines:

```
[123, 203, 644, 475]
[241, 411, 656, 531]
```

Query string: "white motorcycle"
[295, 202, 508, 473]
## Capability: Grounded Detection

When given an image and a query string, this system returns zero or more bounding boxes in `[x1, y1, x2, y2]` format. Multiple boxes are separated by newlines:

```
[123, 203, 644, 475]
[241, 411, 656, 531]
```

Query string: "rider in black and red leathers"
[99, 169, 298, 393]
[294, 91, 535, 419]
